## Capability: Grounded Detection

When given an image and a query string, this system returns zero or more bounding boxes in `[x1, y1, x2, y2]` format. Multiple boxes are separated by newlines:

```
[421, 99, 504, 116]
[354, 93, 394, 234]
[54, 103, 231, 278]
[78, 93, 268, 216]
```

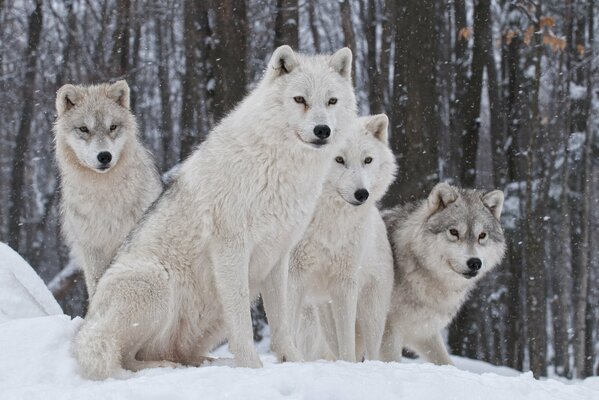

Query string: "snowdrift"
[0, 242, 62, 323]
[0, 243, 598, 399]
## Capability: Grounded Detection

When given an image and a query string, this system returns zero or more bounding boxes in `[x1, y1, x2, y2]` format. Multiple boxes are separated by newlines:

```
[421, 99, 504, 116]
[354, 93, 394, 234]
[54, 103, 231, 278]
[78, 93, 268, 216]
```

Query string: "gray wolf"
[289, 114, 397, 362]
[54, 80, 162, 298]
[72, 46, 358, 379]
[380, 182, 506, 365]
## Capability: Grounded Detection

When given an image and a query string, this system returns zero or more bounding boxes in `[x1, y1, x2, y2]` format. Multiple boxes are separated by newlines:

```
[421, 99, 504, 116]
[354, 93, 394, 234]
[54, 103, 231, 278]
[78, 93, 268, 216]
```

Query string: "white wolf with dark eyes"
[290, 114, 397, 362]
[380, 183, 506, 365]
[54, 80, 162, 298]
[72, 46, 357, 379]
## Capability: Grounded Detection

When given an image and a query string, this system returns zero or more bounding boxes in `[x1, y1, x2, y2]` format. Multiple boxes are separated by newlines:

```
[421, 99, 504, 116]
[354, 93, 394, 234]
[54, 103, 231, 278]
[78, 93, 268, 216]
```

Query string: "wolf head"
[419, 182, 506, 282]
[324, 114, 397, 206]
[263, 45, 357, 149]
[54, 80, 136, 173]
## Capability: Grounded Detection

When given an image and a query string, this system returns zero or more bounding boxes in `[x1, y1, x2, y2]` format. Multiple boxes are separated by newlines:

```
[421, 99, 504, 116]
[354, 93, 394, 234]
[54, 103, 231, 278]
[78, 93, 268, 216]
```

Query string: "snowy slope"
[0, 242, 62, 323]
[1, 315, 597, 400]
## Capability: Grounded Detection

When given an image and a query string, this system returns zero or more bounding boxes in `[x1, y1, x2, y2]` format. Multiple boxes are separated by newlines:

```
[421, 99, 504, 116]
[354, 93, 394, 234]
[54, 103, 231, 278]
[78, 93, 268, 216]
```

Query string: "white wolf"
[289, 114, 397, 362]
[380, 182, 506, 365]
[54, 80, 162, 298]
[72, 46, 358, 379]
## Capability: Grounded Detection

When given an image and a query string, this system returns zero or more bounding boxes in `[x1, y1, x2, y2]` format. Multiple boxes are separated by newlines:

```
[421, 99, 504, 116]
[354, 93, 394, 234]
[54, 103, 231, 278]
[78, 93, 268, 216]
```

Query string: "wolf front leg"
[412, 333, 454, 366]
[210, 241, 262, 368]
[261, 253, 303, 362]
[330, 278, 359, 362]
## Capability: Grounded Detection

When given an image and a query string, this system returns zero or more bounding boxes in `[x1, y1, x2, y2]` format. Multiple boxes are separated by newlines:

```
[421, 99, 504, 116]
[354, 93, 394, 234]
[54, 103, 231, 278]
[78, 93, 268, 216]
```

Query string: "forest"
[0, 0, 597, 380]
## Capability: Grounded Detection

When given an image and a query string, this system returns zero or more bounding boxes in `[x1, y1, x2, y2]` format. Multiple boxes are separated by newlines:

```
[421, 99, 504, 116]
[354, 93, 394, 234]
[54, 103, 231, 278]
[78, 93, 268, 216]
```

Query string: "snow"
[1, 244, 598, 400]
[1, 314, 597, 400]
[0, 242, 62, 323]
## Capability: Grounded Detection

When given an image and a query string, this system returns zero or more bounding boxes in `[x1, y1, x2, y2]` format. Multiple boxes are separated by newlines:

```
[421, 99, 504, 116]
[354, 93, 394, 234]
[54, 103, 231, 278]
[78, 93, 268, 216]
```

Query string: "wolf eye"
[293, 96, 306, 104]
[335, 156, 344, 164]
[328, 97, 338, 105]
[79, 126, 89, 133]
[364, 157, 373, 164]
[449, 229, 459, 238]
[479, 232, 487, 240]
[110, 124, 118, 131]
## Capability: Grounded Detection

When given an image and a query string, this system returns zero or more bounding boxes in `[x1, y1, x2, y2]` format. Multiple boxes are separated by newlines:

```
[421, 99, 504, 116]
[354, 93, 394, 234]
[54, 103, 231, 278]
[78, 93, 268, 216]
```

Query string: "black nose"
[97, 151, 112, 165]
[313, 125, 331, 140]
[354, 189, 369, 202]
[467, 258, 482, 271]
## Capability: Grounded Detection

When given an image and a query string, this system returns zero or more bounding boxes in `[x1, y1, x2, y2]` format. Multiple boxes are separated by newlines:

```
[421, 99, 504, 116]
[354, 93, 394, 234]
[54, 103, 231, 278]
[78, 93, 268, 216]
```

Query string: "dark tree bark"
[339, 0, 356, 77]
[274, 0, 298, 49]
[179, 0, 202, 160]
[155, 17, 173, 171]
[385, 0, 438, 205]
[459, 0, 488, 187]
[7, 0, 43, 252]
[210, 0, 248, 123]
[111, 0, 131, 77]
[365, 0, 383, 114]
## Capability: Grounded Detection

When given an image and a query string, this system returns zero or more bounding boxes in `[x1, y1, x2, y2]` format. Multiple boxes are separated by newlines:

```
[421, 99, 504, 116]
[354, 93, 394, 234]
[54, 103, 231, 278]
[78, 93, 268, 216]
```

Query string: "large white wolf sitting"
[72, 46, 357, 379]
[289, 114, 397, 362]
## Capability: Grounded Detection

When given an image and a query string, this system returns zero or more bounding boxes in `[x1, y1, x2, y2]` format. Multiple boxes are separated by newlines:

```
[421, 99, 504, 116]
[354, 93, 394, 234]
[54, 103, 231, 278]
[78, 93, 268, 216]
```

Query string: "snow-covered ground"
[1, 243, 598, 399]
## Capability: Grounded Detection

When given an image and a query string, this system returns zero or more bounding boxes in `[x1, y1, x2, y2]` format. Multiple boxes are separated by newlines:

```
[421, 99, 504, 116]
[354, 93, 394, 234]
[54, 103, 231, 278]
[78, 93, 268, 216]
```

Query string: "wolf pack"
[53, 46, 506, 380]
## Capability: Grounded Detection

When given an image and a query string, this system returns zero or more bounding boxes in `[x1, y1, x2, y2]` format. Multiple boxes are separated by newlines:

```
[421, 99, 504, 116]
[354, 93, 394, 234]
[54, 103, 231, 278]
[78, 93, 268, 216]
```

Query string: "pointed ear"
[427, 182, 458, 214]
[362, 114, 389, 143]
[329, 47, 352, 79]
[268, 45, 300, 78]
[106, 80, 130, 109]
[482, 190, 504, 220]
[56, 84, 82, 116]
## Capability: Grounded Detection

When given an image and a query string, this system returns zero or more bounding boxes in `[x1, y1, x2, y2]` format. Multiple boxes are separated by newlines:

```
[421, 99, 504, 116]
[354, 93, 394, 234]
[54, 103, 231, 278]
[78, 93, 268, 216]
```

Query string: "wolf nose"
[313, 125, 331, 139]
[467, 258, 482, 271]
[354, 189, 369, 203]
[97, 151, 112, 165]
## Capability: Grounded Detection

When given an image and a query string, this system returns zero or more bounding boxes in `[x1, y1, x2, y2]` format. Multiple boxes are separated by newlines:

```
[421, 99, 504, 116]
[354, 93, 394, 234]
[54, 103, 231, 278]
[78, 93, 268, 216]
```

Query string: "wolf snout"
[97, 151, 112, 166]
[354, 189, 369, 203]
[313, 125, 331, 140]
[467, 258, 482, 272]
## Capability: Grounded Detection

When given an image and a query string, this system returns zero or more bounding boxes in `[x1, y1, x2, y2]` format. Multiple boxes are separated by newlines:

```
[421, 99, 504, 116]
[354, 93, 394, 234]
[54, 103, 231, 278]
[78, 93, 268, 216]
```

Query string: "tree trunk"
[274, 0, 298, 49]
[155, 18, 173, 171]
[7, 0, 43, 252]
[339, 0, 356, 78]
[210, 0, 248, 123]
[385, 0, 438, 205]
[574, 0, 594, 379]
[459, 0, 488, 187]
[365, 0, 383, 114]
[111, 0, 131, 77]
[179, 0, 201, 160]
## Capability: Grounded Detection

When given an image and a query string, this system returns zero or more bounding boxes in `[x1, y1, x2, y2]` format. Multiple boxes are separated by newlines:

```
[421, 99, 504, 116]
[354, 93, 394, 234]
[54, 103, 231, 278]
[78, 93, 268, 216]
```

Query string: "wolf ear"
[427, 182, 458, 214]
[56, 84, 82, 116]
[482, 190, 504, 220]
[106, 80, 130, 109]
[329, 47, 352, 79]
[363, 114, 389, 143]
[268, 45, 300, 78]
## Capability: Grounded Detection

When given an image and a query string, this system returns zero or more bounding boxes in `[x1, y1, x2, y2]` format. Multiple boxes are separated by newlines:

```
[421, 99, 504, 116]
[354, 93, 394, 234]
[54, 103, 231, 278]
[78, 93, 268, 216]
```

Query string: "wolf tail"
[72, 319, 121, 380]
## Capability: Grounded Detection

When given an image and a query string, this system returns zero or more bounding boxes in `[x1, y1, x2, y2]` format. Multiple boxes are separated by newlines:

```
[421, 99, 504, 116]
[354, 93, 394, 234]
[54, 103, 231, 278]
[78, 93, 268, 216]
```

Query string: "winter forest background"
[0, 0, 597, 380]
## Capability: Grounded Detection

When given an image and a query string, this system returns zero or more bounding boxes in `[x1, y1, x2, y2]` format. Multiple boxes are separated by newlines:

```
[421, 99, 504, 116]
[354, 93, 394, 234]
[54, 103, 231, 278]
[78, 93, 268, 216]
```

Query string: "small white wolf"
[72, 46, 358, 379]
[289, 114, 397, 362]
[54, 80, 162, 298]
[380, 183, 506, 365]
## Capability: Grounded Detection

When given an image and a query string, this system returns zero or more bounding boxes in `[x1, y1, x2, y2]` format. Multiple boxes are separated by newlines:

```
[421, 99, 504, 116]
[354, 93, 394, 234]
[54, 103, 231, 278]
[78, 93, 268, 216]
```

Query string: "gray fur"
[380, 182, 506, 365]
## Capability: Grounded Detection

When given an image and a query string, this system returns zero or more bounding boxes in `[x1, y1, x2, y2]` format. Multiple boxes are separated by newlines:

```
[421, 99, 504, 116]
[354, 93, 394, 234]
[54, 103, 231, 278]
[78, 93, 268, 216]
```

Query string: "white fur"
[289, 114, 397, 362]
[54, 80, 162, 298]
[380, 183, 506, 365]
[72, 46, 358, 379]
